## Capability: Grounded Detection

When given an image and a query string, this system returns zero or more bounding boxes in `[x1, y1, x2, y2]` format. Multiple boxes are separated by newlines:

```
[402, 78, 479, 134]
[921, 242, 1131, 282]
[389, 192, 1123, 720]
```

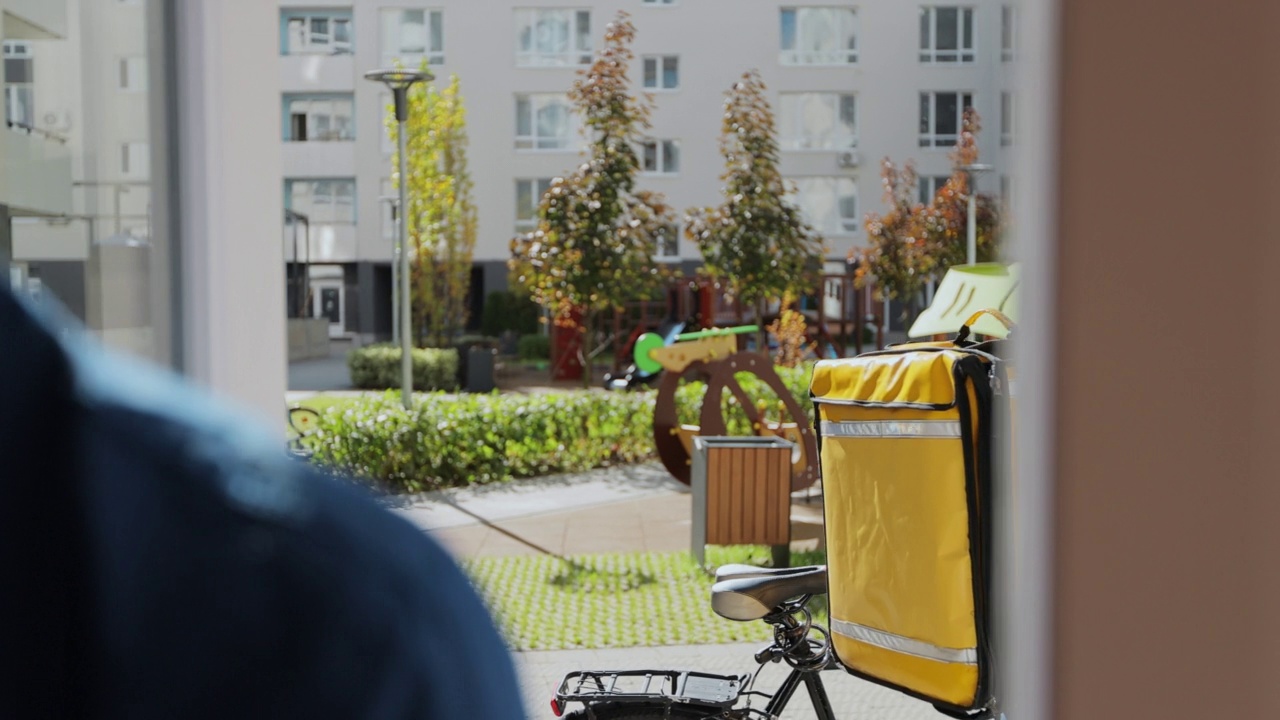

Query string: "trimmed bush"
[517, 333, 551, 360]
[308, 363, 814, 493]
[348, 344, 459, 392]
[308, 391, 658, 493]
[480, 290, 540, 337]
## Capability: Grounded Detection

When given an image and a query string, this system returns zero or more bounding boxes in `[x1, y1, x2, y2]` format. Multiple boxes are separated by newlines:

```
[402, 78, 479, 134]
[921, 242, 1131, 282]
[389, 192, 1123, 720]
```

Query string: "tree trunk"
[579, 309, 593, 389]
[756, 297, 770, 360]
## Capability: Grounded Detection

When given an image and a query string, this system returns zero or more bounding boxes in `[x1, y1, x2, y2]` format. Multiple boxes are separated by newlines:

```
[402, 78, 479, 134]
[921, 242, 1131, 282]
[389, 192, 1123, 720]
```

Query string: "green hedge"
[348, 344, 459, 392]
[480, 291, 540, 337]
[309, 362, 814, 493]
[517, 333, 551, 360]
[308, 392, 657, 493]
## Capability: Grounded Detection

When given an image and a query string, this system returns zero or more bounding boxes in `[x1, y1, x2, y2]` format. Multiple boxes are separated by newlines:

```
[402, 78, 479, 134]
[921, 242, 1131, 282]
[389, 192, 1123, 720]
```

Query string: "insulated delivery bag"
[810, 311, 1011, 716]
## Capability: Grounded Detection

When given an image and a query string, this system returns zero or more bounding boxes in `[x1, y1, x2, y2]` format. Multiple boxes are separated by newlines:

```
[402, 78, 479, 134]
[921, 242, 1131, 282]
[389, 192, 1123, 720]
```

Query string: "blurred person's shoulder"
[0, 290, 524, 719]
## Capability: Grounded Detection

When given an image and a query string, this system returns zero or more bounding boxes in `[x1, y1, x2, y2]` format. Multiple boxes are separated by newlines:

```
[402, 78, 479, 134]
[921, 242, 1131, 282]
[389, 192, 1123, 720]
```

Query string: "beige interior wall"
[1051, 0, 1280, 716]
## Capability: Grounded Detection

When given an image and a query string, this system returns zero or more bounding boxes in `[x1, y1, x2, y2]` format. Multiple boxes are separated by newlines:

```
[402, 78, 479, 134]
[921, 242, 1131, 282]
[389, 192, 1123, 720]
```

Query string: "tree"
[918, 107, 1004, 271]
[389, 72, 477, 348]
[854, 108, 1006, 334]
[509, 12, 674, 386]
[685, 70, 825, 355]
[765, 293, 816, 368]
[853, 157, 932, 329]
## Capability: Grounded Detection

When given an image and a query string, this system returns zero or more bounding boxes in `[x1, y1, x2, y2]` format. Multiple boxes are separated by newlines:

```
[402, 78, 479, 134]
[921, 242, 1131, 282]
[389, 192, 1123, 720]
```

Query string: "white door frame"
[310, 277, 345, 338]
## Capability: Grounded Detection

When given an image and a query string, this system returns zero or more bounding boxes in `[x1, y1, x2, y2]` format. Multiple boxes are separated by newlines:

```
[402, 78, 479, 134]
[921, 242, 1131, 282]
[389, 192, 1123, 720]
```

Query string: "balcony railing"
[6, 119, 68, 145]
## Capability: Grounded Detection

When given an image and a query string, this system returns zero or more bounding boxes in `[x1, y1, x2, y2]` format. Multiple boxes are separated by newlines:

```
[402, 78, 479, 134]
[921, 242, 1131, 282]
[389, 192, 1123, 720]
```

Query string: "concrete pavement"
[391, 463, 934, 719]
[392, 462, 826, 559]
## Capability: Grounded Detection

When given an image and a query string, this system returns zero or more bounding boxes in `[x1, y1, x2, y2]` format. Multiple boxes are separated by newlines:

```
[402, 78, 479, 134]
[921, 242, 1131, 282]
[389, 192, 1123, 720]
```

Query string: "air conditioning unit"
[836, 150, 860, 169]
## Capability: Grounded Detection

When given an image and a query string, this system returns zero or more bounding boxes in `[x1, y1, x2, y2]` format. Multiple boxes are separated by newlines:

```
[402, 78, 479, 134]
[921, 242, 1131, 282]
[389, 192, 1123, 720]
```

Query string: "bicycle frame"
[759, 664, 836, 719]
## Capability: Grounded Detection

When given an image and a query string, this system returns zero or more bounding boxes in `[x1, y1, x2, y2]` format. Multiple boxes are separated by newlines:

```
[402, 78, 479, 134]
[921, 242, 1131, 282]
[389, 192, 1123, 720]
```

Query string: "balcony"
[281, 140, 357, 177]
[1, 123, 72, 216]
[283, 222, 358, 264]
[280, 53, 355, 92]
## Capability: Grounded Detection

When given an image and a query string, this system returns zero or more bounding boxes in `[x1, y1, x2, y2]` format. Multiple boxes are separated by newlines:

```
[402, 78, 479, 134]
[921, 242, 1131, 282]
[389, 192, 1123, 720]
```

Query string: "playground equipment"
[602, 320, 685, 391]
[638, 325, 820, 489]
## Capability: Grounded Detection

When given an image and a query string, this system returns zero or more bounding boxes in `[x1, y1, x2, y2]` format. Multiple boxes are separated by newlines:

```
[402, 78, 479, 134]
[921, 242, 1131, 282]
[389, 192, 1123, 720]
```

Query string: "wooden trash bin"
[690, 436, 795, 568]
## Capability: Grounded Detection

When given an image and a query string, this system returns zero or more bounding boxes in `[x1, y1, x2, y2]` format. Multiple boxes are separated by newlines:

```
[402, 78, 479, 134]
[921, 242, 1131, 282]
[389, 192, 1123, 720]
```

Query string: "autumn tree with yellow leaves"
[388, 73, 477, 347]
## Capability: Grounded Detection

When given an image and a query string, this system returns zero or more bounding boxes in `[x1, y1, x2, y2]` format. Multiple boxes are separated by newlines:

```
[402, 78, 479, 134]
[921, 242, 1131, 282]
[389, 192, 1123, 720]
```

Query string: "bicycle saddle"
[714, 563, 825, 582]
[710, 565, 827, 621]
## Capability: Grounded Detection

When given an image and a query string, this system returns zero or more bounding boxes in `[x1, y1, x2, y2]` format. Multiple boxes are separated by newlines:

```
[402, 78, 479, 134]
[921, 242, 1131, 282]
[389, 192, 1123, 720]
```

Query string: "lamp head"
[363, 68, 432, 90]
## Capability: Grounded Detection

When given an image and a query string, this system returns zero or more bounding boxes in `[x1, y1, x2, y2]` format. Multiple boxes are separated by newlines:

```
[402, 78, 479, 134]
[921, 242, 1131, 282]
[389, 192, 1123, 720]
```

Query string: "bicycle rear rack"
[555, 669, 748, 710]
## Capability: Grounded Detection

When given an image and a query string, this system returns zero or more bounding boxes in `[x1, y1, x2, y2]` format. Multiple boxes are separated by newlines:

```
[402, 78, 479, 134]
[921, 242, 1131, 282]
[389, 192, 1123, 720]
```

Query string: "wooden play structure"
[570, 273, 884, 382]
[629, 324, 820, 490]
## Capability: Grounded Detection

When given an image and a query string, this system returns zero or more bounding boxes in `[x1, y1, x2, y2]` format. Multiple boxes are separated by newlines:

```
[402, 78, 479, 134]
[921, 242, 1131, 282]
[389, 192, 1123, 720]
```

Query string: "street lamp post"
[961, 163, 994, 265]
[379, 196, 401, 346]
[365, 68, 432, 409]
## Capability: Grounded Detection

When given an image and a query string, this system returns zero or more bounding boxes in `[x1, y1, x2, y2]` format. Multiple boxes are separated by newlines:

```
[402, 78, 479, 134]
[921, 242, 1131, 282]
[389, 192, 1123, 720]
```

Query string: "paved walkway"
[392, 463, 826, 559]
[391, 464, 933, 719]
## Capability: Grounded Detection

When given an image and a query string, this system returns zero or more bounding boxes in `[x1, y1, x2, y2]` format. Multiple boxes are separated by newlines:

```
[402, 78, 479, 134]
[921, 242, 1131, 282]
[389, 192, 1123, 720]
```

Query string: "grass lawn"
[292, 393, 366, 414]
[465, 546, 827, 651]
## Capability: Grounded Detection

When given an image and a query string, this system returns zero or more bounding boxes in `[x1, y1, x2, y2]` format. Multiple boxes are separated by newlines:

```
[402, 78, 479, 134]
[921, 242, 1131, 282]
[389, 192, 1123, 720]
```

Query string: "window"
[284, 94, 355, 142]
[790, 177, 858, 235]
[516, 9, 592, 67]
[920, 7, 975, 63]
[919, 91, 973, 148]
[3, 41, 34, 127]
[641, 55, 679, 90]
[515, 178, 553, 232]
[918, 174, 951, 204]
[640, 140, 680, 174]
[780, 8, 857, 65]
[1000, 174, 1012, 208]
[119, 56, 146, 92]
[285, 179, 357, 224]
[515, 94, 578, 150]
[380, 9, 444, 66]
[778, 93, 857, 150]
[654, 224, 680, 259]
[1000, 92, 1012, 145]
[380, 179, 397, 239]
[1001, 5, 1016, 62]
[121, 142, 149, 178]
[282, 10, 353, 55]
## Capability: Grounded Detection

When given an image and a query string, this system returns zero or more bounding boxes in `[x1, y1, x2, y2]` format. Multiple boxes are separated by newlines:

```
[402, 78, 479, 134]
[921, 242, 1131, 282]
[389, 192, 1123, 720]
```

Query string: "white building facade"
[278, 0, 1016, 344]
[4, 0, 288, 424]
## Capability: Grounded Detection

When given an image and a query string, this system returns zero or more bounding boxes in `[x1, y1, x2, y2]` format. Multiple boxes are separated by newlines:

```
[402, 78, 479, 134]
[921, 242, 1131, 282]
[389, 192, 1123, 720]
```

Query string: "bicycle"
[551, 563, 1000, 719]
[552, 563, 834, 719]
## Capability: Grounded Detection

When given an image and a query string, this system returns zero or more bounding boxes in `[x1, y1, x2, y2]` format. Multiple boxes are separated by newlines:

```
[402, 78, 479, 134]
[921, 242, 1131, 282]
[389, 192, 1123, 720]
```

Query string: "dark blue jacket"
[0, 289, 525, 719]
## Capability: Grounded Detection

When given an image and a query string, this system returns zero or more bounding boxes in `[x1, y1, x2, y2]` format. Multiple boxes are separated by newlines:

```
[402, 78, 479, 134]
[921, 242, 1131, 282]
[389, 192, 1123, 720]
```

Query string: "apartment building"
[2, 0, 73, 285]
[5, 0, 159, 356]
[4, 0, 287, 422]
[278, 0, 1017, 343]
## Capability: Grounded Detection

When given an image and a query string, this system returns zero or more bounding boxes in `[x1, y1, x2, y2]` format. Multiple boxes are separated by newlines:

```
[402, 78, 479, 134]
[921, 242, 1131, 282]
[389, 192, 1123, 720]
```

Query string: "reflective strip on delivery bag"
[811, 348, 991, 710]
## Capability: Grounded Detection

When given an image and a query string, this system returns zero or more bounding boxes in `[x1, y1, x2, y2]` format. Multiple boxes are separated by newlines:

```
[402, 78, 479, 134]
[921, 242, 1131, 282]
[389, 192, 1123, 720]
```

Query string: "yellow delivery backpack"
[810, 310, 1011, 716]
